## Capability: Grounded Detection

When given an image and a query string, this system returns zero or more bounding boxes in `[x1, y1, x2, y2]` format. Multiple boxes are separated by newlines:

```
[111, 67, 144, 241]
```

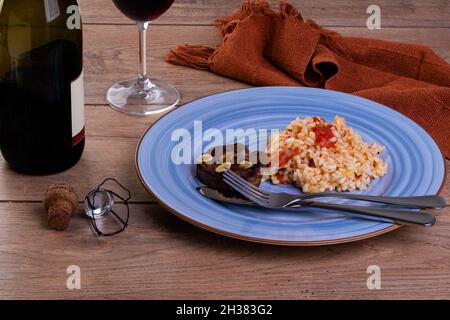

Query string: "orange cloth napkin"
[167, 0, 450, 158]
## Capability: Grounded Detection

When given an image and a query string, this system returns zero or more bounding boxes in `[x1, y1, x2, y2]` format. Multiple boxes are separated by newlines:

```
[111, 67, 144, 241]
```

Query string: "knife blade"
[197, 186, 306, 209]
[196, 187, 257, 206]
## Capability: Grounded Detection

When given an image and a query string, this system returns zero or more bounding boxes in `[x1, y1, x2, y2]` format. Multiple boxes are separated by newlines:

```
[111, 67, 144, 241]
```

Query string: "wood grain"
[78, 0, 450, 28]
[0, 106, 448, 204]
[83, 24, 450, 106]
[0, 0, 449, 300]
[0, 135, 151, 202]
[0, 202, 449, 299]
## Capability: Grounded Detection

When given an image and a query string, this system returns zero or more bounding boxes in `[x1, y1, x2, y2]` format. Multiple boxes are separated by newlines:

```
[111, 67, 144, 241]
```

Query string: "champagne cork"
[43, 184, 79, 231]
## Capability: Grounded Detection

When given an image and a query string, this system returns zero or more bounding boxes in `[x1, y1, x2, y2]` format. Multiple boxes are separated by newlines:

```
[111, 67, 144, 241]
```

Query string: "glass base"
[106, 78, 180, 116]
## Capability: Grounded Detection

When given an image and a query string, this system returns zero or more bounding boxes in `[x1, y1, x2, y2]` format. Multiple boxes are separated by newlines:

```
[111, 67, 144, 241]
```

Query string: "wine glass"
[107, 0, 180, 116]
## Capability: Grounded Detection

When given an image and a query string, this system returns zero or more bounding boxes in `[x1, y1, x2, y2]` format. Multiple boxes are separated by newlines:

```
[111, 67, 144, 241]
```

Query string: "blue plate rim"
[135, 87, 446, 246]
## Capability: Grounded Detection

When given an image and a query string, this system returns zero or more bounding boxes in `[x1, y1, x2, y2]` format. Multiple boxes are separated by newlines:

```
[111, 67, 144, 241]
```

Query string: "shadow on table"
[139, 204, 423, 255]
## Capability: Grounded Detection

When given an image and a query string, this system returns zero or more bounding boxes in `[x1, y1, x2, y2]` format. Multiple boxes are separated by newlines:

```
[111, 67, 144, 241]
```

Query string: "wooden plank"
[78, 0, 450, 28]
[1, 24, 449, 202]
[0, 135, 152, 202]
[0, 120, 449, 204]
[2, 20, 450, 202]
[84, 25, 248, 106]
[0, 202, 449, 299]
[1, 0, 448, 301]
[83, 25, 450, 106]
[85, 105, 159, 139]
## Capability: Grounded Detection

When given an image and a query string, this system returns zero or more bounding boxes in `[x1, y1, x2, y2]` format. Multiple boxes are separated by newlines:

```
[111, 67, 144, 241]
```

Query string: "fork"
[223, 170, 438, 226]
[223, 170, 445, 209]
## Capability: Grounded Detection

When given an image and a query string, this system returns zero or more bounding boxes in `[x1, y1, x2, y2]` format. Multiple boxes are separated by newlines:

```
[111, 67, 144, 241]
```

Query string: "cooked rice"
[263, 116, 387, 193]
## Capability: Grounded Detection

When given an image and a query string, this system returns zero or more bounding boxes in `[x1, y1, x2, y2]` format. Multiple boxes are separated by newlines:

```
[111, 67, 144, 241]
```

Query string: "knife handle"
[299, 201, 436, 227]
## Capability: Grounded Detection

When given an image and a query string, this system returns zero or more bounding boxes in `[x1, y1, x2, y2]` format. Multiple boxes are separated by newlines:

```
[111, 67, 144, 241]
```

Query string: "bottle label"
[71, 70, 85, 146]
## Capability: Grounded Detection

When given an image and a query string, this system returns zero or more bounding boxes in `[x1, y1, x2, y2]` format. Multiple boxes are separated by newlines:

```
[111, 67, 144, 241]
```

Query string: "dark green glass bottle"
[0, 0, 85, 174]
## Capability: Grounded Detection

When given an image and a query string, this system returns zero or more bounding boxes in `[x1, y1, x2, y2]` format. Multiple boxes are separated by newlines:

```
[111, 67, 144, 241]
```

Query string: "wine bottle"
[0, 0, 85, 175]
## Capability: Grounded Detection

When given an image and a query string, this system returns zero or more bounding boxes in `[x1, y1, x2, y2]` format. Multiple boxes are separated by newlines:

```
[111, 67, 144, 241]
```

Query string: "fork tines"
[223, 170, 270, 206]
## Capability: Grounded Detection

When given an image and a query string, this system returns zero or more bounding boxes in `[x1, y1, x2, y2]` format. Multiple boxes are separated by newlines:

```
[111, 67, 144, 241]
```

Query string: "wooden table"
[0, 0, 449, 299]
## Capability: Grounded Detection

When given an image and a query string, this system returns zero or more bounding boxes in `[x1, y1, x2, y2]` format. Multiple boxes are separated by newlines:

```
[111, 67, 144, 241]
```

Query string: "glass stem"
[136, 21, 152, 90]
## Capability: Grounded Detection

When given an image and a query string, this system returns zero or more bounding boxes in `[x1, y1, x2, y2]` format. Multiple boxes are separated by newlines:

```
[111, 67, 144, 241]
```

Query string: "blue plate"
[136, 87, 445, 245]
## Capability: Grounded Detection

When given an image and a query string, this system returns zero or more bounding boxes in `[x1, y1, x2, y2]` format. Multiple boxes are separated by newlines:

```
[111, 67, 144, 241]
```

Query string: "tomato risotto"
[264, 116, 387, 193]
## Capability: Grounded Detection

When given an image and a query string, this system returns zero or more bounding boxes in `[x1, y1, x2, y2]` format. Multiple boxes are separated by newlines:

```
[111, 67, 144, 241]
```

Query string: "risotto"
[264, 116, 387, 193]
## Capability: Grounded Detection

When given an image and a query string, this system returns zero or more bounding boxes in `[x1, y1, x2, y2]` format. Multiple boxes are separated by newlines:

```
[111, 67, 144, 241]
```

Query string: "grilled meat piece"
[196, 144, 262, 199]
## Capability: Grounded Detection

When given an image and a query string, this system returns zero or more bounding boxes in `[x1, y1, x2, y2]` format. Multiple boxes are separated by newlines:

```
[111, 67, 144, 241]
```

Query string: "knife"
[197, 187, 257, 206]
[197, 186, 309, 209]
[196, 186, 436, 226]
[197, 186, 366, 210]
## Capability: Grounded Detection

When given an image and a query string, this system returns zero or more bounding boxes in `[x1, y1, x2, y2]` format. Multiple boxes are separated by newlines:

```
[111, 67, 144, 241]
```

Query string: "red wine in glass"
[112, 0, 175, 22]
[107, 0, 179, 115]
